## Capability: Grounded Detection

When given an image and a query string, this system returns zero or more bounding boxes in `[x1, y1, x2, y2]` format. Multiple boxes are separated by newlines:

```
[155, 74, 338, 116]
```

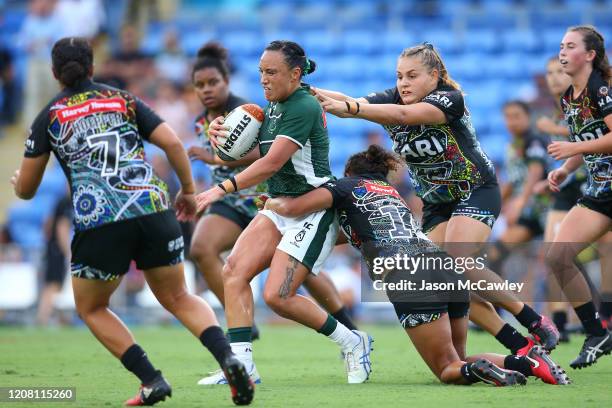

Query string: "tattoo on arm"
[279, 256, 300, 299]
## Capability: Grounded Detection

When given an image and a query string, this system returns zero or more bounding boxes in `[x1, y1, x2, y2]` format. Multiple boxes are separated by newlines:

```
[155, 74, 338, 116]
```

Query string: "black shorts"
[577, 195, 612, 220]
[517, 214, 544, 237]
[44, 245, 67, 285]
[206, 201, 253, 230]
[393, 301, 470, 329]
[71, 210, 184, 281]
[421, 181, 501, 233]
[552, 178, 583, 211]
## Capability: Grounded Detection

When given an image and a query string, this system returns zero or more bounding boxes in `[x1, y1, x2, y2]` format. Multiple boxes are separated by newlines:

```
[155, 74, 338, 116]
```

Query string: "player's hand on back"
[175, 189, 197, 222]
[207, 116, 230, 149]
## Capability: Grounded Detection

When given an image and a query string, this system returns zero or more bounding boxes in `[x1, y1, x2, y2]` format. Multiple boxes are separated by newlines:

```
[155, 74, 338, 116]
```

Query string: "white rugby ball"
[215, 104, 264, 161]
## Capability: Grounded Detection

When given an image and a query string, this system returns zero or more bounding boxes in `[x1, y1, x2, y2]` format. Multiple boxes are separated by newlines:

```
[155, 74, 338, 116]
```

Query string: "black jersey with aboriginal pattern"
[561, 70, 612, 199]
[322, 174, 439, 268]
[195, 93, 264, 218]
[364, 84, 496, 204]
[24, 80, 170, 232]
[505, 130, 551, 194]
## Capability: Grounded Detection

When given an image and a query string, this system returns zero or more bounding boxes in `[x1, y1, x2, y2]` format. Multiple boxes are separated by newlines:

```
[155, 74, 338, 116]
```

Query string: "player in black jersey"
[537, 56, 579, 341]
[10, 38, 253, 406]
[500, 101, 551, 240]
[545, 25, 612, 369]
[486, 101, 552, 275]
[264, 145, 570, 386]
[186, 42, 360, 365]
[313, 43, 558, 357]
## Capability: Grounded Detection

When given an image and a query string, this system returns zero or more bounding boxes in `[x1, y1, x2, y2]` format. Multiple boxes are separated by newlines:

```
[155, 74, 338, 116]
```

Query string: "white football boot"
[344, 330, 372, 384]
[197, 362, 261, 385]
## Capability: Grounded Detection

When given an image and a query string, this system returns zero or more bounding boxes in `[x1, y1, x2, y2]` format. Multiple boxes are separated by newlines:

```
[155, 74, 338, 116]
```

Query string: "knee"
[545, 244, 574, 271]
[262, 287, 291, 317]
[222, 256, 249, 289]
[157, 288, 189, 313]
[190, 240, 216, 264]
[75, 301, 105, 322]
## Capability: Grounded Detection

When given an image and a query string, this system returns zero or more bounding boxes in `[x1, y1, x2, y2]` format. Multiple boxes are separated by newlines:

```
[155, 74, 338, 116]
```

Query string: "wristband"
[217, 183, 227, 193]
[229, 176, 238, 192]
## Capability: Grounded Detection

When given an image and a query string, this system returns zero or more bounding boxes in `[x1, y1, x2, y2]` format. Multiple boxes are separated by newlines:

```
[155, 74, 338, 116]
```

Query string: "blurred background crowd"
[0, 0, 610, 327]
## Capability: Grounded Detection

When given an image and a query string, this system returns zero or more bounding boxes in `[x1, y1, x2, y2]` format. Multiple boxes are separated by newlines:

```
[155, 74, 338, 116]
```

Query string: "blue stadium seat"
[380, 31, 416, 55]
[341, 30, 378, 55]
[302, 31, 341, 56]
[418, 29, 461, 55]
[463, 29, 500, 54]
[220, 31, 265, 57]
[501, 30, 540, 54]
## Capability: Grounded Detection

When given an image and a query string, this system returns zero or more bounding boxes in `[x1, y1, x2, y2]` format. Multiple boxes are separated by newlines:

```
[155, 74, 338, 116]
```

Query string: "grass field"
[1, 324, 611, 407]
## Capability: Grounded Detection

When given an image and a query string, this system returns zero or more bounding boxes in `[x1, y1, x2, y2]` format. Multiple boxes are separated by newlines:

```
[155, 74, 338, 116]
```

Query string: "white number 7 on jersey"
[87, 131, 120, 176]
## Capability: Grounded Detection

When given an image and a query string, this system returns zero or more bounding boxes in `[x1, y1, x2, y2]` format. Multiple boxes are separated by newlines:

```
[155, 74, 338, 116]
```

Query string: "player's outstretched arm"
[316, 91, 446, 126]
[195, 137, 299, 213]
[311, 87, 369, 104]
[265, 188, 333, 217]
[12, 154, 50, 200]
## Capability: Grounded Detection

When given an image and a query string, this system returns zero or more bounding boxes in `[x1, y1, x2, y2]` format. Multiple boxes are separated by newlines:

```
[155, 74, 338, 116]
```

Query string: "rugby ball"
[215, 104, 264, 161]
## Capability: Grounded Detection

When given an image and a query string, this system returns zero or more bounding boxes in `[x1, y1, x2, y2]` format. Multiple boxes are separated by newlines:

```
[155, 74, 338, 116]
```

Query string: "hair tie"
[304, 58, 311, 75]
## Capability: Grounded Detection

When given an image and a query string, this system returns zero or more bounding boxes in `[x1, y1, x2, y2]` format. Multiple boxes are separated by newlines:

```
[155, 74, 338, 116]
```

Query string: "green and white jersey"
[259, 85, 333, 197]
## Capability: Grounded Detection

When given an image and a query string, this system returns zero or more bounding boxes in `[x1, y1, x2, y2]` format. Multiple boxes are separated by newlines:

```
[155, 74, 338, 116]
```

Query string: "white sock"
[230, 342, 253, 367]
[328, 323, 360, 351]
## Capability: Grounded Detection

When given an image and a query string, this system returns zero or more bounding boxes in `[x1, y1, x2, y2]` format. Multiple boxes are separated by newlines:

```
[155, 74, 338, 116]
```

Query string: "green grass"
[1, 324, 610, 407]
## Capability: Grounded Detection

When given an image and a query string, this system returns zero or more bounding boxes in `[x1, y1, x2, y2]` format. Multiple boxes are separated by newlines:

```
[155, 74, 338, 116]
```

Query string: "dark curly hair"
[345, 145, 402, 177]
[192, 41, 231, 81]
[51, 37, 93, 88]
[264, 40, 316, 77]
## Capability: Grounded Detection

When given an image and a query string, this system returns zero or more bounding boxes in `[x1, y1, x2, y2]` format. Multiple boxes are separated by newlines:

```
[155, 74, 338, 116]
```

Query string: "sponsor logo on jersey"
[363, 181, 401, 199]
[599, 86, 609, 96]
[423, 93, 453, 108]
[398, 133, 446, 159]
[56, 98, 127, 123]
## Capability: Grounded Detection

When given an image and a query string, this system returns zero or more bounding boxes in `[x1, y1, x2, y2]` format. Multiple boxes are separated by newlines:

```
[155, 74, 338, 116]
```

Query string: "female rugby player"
[545, 25, 612, 368]
[187, 41, 362, 381]
[11, 37, 253, 406]
[195, 41, 372, 385]
[264, 145, 570, 386]
[313, 43, 558, 357]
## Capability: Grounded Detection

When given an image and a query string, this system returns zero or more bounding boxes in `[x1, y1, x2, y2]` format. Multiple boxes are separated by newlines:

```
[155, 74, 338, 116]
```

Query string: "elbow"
[15, 187, 35, 200]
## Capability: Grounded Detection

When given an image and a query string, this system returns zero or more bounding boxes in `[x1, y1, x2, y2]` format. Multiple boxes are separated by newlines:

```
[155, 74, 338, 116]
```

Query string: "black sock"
[599, 293, 612, 320]
[331, 307, 358, 331]
[515, 304, 541, 329]
[199, 326, 233, 367]
[495, 323, 529, 353]
[575, 302, 606, 336]
[552, 311, 568, 333]
[120, 344, 159, 385]
[504, 355, 533, 377]
[460, 362, 479, 384]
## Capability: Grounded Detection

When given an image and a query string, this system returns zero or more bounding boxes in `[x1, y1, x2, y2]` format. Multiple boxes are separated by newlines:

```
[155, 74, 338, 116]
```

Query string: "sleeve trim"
[277, 134, 304, 149]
